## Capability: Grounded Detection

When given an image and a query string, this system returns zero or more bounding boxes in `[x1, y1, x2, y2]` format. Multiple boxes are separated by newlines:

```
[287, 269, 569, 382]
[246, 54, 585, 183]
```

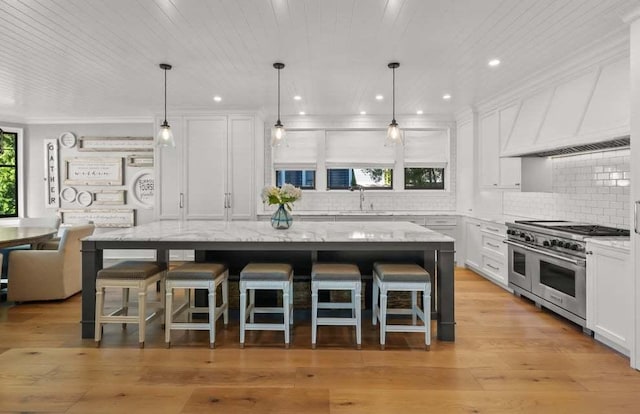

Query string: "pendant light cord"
[277, 67, 281, 123]
[392, 66, 396, 123]
[163, 68, 168, 123]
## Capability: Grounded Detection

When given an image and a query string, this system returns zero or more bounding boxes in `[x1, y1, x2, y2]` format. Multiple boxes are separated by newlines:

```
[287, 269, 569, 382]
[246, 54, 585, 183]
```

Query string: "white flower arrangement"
[261, 183, 302, 211]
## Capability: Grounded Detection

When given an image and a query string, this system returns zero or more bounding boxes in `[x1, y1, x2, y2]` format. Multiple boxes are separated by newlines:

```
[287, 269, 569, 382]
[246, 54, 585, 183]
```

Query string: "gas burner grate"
[551, 225, 630, 237]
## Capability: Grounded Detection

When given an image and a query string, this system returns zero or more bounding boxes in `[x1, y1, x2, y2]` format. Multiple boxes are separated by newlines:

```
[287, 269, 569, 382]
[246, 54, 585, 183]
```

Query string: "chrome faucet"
[350, 185, 365, 210]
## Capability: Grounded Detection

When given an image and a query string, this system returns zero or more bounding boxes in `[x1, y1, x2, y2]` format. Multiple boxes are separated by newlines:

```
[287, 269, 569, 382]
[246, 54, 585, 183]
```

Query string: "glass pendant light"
[271, 62, 286, 147]
[385, 62, 403, 146]
[157, 63, 175, 148]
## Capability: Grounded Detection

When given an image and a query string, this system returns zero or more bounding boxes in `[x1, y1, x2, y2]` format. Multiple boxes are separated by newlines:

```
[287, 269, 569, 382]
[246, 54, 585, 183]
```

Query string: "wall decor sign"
[126, 154, 154, 167]
[59, 209, 135, 228]
[44, 139, 60, 208]
[130, 170, 154, 208]
[58, 131, 77, 148]
[76, 191, 93, 207]
[60, 187, 78, 203]
[93, 190, 126, 205]
[63, 157, 123, 186]
[78, 136, 154, 152]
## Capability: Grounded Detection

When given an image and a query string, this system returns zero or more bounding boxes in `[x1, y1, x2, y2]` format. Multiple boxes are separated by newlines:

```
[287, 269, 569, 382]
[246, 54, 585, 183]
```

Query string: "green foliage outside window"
[0, 131, 17, 217]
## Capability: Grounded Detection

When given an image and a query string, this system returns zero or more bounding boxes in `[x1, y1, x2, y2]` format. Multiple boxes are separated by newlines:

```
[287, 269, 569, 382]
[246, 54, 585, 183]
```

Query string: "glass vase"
[271, 204, 293, 229]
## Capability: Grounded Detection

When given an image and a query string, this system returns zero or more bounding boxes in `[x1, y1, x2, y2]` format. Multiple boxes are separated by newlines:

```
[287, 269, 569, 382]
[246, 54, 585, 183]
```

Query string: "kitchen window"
[404, 167, 445, 190]
[327, 168, 393, 190]
[275, 170, 315, 189]
[0, 130, 18, 217]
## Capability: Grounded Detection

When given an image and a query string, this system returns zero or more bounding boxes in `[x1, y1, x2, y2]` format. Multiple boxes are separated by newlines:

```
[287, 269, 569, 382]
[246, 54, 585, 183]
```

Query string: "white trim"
[25, 116, 153, 125]
[1, 126, 25, 217]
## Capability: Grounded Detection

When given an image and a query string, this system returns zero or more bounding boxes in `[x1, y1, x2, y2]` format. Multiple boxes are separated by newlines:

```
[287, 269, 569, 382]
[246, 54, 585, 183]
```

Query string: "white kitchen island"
[81, 220, 456, 341]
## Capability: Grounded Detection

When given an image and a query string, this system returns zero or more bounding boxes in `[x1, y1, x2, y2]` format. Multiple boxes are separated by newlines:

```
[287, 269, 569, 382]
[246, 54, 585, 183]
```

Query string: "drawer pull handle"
[486, 227, 500, 233]
[487, 242, 500, 248]
[549, 294, 563, 304]
[486, 263, 500, 271]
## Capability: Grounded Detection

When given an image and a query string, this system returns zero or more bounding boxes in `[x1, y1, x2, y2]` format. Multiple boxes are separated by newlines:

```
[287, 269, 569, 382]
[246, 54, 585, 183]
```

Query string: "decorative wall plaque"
[60, 187, 77, 203]
[78, 136, 153, 152]
[59, 209, 135, 228]
[44, 139, 60, 208]
[63, 157, 123, 186]
[130, 169, 154, 208]
[127, 154, 154, 167]
[76, 191, 93, 207]
[58, 131, 77, 148]
[93, 190, 126, 205]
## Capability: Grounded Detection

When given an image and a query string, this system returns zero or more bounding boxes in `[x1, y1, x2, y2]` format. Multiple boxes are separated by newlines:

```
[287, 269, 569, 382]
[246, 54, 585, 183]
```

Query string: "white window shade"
[325, 130, 395, 168]
[273, 130, 319, 169]
[403, 130, 449, 167]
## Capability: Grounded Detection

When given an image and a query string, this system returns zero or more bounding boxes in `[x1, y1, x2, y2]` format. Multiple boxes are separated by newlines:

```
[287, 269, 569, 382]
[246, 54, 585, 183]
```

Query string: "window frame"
[404, 166, 446, 190]
[0, 126, 23, 219]
[275, 169, 316, 190]
[326, 167, 394, 190]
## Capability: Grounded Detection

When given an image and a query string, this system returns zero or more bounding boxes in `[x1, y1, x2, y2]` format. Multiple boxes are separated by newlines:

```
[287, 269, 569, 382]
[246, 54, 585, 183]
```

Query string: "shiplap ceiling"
[0, 0, 636, 122]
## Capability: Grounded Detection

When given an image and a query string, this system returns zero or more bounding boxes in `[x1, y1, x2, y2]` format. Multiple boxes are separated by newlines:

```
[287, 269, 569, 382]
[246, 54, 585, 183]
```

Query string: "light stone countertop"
[586, 237, 631, 252]
[86, 220, 455, 243]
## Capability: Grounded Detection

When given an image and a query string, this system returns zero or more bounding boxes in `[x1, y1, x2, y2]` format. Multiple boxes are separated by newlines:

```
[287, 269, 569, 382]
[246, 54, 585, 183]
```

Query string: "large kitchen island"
[81, 220, 456, 341]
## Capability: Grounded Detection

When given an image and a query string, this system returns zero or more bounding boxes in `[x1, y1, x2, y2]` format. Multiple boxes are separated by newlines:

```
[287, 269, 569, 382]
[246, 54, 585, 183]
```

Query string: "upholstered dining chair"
[7, 224, 95, 302]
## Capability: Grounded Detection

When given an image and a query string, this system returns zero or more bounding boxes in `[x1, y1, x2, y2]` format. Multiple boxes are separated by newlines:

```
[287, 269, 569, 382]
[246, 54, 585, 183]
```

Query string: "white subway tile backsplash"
[504, 149, 630, 228]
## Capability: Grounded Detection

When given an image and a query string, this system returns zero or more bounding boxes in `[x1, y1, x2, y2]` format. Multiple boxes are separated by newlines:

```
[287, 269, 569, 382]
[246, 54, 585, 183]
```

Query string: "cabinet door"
[479, 112, 500, 188]
[465, 221, 482, 269]
[184, 116, 228, 220]
[228, 116, 255, 220]
[156, 116, 183, 219]
[586, 246, 631, 355]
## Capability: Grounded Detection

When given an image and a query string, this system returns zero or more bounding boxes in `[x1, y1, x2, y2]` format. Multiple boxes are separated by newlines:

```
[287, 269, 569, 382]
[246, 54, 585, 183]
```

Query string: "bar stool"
[165, 262, 229, 348]
[372, 262, 431, 350]
[311, 263, 362, 349]
[239, 263, 293, 348]
[95, 261, 167, 348]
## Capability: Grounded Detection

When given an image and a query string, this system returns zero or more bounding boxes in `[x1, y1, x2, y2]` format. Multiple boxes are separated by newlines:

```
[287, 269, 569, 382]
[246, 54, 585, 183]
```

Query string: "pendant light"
[271, 62, 286, 147]
[157, 63, 175, 148]
[385, 62, 403, 146]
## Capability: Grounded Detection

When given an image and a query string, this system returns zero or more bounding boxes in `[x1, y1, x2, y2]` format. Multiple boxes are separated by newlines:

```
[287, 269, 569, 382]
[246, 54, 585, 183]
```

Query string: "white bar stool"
[94, 261, 167, 348]
[311, 263, 362, 349]
[239, 263, 293, 348]
[372, 262, 431, 350]
[164, 262, 229, 349]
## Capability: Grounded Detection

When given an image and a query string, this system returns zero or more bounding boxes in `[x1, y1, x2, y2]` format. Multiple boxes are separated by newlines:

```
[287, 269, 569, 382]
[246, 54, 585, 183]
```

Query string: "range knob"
[542, 240, 550, 247]
[520, 233, 526, 238]
[507, 229, 514, 235]
[550, 239, 558, 246]
[524, 235, 532, 242]
[570, 244, 579, 251]
[557, 241, 565, 248]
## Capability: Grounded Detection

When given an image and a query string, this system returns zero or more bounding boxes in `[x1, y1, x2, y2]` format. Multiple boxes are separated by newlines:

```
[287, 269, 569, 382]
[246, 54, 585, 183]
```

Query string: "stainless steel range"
[505, 220, 629, 330]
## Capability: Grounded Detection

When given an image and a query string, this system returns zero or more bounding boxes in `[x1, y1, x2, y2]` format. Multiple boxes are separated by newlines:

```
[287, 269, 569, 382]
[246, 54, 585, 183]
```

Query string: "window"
[275, 170, 315, 189]
[0, 130, 18, 217]
[405, 167, 445, 190]
[327, 168, 393, 190]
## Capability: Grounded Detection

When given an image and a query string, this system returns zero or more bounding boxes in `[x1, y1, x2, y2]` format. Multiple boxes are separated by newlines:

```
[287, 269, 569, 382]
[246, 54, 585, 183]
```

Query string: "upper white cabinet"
[479, 108, 521, 189]
[501, 57, 630, 156]
[156, 114, 256, 221]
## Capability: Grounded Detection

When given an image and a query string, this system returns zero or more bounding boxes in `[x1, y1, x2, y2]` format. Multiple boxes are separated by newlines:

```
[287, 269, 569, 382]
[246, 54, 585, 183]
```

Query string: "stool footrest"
[317, 302, 356, 310]
[316, 317, 357, 326]
[244, 323, 287, 331]
[251, 307, 286, 314]
[385, 324, 428, 333]
[169, 322, 212, 331]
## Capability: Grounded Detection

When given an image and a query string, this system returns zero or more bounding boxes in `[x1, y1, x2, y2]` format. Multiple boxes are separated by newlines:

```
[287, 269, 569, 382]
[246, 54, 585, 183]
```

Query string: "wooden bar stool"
[94, 261, 167, 348]
[311, 263, 362, 349]
[372, 262, 431, 350]
[165, 262, 229, 349]
[239, 263, 293, 348]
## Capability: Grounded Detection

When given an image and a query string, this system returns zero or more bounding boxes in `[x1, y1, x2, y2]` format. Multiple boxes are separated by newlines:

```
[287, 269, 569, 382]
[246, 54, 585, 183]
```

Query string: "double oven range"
[506, 220, 629, 330]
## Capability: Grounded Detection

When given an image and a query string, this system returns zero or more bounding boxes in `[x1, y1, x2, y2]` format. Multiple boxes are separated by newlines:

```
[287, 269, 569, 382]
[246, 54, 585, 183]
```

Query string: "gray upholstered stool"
[165, 262, 229, 348]
[372, 262, 431, 350]
[95, 261, 167, 347]
[239, 263, 293, 348]
[311, 263, 362, 349]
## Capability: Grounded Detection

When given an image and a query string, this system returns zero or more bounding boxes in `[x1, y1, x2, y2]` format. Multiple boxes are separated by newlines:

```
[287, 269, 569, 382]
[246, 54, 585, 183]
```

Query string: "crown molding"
[23, 116, 154, 125]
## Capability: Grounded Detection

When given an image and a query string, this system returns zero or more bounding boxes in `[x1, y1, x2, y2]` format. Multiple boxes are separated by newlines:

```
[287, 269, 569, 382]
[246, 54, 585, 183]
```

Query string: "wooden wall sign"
[63, 157, 123, 186]
[93, 190, 126, 205]
[44, 139, 60, 208]
[78, 136, 153, 152]
[59, 209, 135, 228]
[126, 154, 154, 167]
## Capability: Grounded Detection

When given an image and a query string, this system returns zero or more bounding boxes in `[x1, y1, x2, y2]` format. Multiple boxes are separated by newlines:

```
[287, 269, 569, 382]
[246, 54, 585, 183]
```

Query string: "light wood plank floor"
[1, 267, 639, 413]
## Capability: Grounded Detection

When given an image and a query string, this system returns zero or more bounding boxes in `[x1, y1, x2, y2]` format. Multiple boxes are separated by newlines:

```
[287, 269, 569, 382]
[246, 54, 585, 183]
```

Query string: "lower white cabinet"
[424, 216, 458, 262]
[586, 241, 632, 356]
[465, 219, 482, 269]
[464, 218, 509, 289]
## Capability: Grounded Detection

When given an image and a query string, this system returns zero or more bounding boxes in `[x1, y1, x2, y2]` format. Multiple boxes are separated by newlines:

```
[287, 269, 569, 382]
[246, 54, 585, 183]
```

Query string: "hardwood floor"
[0, 267, 638, 413]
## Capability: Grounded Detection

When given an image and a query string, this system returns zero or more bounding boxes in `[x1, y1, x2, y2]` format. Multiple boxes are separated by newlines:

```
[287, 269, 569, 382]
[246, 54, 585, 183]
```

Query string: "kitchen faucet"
[350, 185, 365, 210]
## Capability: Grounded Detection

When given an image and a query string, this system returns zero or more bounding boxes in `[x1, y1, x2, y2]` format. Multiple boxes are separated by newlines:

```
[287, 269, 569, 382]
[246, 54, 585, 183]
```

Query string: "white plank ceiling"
[0, 0, 636, 122]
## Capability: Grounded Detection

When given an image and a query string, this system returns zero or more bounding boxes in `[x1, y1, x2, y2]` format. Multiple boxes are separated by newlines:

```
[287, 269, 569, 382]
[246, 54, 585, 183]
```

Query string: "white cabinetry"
[479, 110, 521, 189]
[424, 216, 458, 262]
[464, 218, 509, 289]
[586, 241, 632, 356]
[156, 114, 256, 221]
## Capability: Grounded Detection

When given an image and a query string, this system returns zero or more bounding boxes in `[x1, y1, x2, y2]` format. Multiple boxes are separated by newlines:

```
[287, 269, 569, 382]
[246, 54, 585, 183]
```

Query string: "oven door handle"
[504, 240, 586, 267]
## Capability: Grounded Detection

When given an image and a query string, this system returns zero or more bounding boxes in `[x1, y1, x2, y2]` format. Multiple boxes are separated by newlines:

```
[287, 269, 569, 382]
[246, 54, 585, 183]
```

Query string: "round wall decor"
[60, 187, 77, 203]
[76, 190, 93, 207]
[130, 169, 154, 208]
[58, 131, 77, 148]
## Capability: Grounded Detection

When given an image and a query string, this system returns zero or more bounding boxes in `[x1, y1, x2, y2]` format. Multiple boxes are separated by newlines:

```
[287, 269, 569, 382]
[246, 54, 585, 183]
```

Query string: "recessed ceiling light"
[442, 94, 451, 100]
[213, 96, 222, 102]
[293, 95, 302, 100]
[299, 111, 305, 115]
[416, 110, 423, 115]
[360, 111, 367, 115]
[488, 59, 501, 67]
[375, 95, 384, 100]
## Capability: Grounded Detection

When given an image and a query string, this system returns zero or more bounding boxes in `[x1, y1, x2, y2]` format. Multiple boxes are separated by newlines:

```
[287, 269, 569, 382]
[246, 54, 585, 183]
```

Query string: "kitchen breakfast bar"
[80, 220, 456, 341]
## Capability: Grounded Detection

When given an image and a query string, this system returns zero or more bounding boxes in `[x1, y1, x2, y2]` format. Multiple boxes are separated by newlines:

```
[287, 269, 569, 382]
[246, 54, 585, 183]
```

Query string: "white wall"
[24, 122, 154, 227]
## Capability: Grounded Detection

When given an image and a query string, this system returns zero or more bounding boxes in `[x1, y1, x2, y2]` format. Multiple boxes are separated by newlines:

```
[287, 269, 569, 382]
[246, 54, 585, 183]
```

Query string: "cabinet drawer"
[481, 254, 506, 284]
[426, 217, 457, 226]
[481, 222, 506, 236]
[482, 235, 504, 256]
